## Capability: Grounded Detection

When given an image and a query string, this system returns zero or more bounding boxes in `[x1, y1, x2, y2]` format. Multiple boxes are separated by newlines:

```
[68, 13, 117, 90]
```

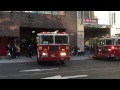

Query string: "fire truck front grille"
[49, 46, 59, 52]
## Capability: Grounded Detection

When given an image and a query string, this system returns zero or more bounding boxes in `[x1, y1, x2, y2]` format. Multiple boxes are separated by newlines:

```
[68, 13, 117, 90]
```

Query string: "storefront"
[83, 18, 111, 46]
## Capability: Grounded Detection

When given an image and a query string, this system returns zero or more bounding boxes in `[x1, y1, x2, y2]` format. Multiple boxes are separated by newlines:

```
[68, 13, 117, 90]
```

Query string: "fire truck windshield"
[99, 39, 114, 46]
[55, 35, 68, 44]
[41, 35, 53, 44]
[117, 39, 120, 45]
[39, 35, 69, 44]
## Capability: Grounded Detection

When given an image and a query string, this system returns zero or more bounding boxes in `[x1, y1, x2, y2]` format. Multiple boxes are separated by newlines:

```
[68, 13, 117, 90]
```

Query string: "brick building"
[0, 11, 77, 56]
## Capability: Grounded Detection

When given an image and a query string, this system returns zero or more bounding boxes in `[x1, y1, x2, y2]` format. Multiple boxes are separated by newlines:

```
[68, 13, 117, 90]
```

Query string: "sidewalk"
[70, 55, 92, 60]
[0, 55, 92, 63]
[0, 56, 36, 63]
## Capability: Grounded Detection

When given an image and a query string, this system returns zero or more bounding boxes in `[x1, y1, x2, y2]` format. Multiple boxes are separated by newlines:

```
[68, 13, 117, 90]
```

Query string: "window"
[84, 11, 89, 18]
[41, 35, 53, 44]
[99, 39, 105, 46]
[36, 36, 40, 43]
[52, 11, 65, 15]
[1, 11, 11, 12]
[90, 11, 95, 18]
[59, 11, 65, 15]
[11, 11, 21, 12]
[22, 11, 37, 13]
[99, 39, 114, 45]
[106, 39, 113, 45]
[29, 11, 37, 13]
[18, 11, 65, 15]
[114, 13, 116, 24]
[44, 11, 52, 14]
[84, 11, 96, 19]
[52, 11, 59, 15]
[22, 11, 30, 13]
[38, 11, 44, 14]
[117, 39, 120, 45]
[55, 35, 68, 44]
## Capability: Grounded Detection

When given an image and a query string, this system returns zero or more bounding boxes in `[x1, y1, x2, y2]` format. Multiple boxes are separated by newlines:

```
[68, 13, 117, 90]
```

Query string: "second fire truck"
[91, 35, 120, 60]
[36, 31, 70, 64]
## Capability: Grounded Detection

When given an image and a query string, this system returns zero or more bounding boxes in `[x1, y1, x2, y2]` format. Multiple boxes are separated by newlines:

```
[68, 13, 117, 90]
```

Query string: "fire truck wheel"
[60, 61, 65, 64]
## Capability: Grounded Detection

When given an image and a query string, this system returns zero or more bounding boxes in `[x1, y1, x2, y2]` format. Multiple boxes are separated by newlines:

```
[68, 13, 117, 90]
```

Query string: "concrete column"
[77, 11, 84, 52]
[110, 25, 117, 36]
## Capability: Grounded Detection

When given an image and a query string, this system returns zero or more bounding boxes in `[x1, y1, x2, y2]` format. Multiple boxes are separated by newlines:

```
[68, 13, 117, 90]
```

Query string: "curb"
[0, 56, 93, 63]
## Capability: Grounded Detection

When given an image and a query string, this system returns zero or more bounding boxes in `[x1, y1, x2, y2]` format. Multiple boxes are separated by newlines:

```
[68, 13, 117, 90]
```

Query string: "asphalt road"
[1, 59, 120, 79]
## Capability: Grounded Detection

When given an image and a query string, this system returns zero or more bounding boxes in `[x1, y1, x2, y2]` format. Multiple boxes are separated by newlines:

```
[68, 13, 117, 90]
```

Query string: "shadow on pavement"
[37, 61, 67, 67]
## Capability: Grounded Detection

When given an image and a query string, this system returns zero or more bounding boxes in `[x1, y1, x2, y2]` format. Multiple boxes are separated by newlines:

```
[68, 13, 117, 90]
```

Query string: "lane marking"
[19, 68, 59, 72]
[42, 75, 88, 79]
[1, 68, 120, 78]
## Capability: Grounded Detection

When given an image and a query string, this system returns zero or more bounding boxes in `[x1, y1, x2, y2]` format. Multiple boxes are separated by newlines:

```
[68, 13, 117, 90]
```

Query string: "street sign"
[84, 18, 98, 24]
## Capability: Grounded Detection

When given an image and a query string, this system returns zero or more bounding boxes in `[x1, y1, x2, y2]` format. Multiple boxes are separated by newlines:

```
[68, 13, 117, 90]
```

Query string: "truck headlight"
[60, 52, 66, 56]
[108, 49, 111, 51]
[42, 52, 47, 56]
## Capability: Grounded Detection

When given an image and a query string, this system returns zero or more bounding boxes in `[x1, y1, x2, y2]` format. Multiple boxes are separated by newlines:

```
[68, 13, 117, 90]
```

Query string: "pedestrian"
[27, 44, 33, 58]
[16, 45, 20, 58]
[6, 44, 12, 60]
[85, 45, 90, 56]
[74, 46, 78, 56]
[11, 44, 17, 59]
[70, 45, 74, 56]
[77, 48, 81, 56]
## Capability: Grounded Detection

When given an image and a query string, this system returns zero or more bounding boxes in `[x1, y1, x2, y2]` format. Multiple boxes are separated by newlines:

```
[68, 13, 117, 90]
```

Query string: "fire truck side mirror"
[36, 36, 39, 43]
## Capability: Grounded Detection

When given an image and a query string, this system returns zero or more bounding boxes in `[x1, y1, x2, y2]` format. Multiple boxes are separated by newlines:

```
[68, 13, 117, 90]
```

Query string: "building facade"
[77, 11, 111, 52]
[0, 11, 77, 56]
[1, 11, 120, 56]
[110, 11, 120, 36]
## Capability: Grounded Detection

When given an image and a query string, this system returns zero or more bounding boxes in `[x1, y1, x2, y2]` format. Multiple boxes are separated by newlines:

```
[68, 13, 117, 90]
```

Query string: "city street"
[0, 11, 119, 79]
[0, 57, 120, 79]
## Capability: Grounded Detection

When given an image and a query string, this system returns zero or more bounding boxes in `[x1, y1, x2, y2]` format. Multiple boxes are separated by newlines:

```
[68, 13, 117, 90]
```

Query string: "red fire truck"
[92, 35, 120, 60]
[36, 31, 70, 64]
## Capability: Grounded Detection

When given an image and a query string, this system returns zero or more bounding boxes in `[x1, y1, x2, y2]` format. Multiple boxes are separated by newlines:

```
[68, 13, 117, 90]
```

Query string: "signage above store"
[84, 18, 98, 24]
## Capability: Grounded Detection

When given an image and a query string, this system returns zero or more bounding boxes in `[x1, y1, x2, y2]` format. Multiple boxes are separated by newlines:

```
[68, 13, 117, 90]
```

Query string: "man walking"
[27, 44, 33, 58]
